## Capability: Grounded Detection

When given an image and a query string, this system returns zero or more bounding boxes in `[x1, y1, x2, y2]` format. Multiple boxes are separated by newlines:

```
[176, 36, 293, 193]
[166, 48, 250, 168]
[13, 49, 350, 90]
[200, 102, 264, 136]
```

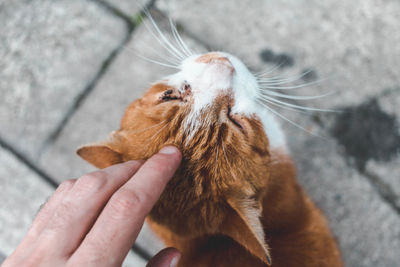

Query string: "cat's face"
[78, 51, 280, 195]
[78, 51, 281, 265]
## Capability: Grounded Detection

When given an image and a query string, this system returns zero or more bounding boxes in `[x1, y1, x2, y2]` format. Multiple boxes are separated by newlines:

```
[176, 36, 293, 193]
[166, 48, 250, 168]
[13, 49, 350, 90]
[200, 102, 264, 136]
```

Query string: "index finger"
[70, 146, 181, 265]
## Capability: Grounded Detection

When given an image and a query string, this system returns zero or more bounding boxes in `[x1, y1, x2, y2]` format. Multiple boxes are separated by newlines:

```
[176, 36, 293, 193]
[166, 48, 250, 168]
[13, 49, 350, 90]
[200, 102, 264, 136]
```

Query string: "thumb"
[146, 247, 181, 267]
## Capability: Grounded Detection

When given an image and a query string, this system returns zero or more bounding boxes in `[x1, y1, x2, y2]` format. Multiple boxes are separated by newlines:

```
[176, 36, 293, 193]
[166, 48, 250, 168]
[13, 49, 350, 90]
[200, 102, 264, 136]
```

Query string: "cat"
[77, 14, 342, 267]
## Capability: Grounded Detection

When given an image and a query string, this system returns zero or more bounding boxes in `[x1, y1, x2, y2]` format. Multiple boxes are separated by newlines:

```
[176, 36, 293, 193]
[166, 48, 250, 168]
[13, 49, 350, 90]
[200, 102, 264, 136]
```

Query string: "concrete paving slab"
[0, 0, 127, 160]
[157, 0, 400, 109]
[123, 250, 147, 267]
[365, 158, 400, 208]
[0, 147, 53, 256]
[280, 115, 400, 267]
[102, 0, 150, 18]
[0, 252, 5, 265]
[364, 88, 400, 209]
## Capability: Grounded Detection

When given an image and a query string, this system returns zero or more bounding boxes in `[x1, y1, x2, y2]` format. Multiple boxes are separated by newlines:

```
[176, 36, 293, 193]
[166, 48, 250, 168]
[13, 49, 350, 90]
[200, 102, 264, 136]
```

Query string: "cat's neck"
[261, 149, 311, 234]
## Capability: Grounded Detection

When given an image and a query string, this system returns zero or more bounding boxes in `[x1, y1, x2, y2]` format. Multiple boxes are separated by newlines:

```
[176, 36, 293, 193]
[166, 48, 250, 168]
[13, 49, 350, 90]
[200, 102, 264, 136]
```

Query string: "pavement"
[0, 0, 399, 266]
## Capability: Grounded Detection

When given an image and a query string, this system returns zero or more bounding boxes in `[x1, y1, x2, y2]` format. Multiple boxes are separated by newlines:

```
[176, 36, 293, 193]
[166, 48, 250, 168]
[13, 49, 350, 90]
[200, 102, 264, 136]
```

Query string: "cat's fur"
[77, 52, 342, 266]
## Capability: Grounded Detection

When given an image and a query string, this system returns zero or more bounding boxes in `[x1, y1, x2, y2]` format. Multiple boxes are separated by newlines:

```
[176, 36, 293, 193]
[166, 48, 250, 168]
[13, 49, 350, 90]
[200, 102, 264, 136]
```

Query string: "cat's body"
[148, 149, 341, 267]
[77, 47, 342, 266]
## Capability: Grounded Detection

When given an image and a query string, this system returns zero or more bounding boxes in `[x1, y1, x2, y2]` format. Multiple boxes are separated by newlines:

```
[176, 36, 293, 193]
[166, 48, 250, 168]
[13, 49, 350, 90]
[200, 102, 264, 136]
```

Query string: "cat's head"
[78, 51, 285, 265]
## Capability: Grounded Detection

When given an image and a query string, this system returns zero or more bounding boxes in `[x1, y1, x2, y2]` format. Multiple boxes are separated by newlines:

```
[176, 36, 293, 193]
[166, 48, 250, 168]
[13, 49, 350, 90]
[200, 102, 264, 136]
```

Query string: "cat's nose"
[196, 53, 234, 70]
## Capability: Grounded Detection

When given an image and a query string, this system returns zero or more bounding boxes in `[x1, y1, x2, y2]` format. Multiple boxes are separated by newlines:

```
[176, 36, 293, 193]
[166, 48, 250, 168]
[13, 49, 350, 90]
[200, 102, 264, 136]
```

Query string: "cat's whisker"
[256, 99, 324, 138]
[257, 78, 329, 90]
[123, 41, 181, 67]
[136, 38, 183, 65]
[142, 19, 184, 62]
[135, 53, 181, 69]
[254, 60, 289, 77]
[149, 120, 170, 141]
[257, 94, 337, 112]
[259, 90, 334, 101]
[128, 120, 167, 135]
[169, 18, 193, 58]
[169, 19, 189, 58]
[221, 143, 240, 180]
[143, 8, 186, 61]
[256, 95, 309, 114]
[215, 146, 219, 169]
[257, 69, 314, 85]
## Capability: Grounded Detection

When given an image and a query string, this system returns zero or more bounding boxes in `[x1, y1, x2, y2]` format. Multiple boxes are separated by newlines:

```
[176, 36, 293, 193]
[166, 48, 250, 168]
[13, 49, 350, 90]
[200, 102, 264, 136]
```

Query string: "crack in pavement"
[38, 0, 157, 158]
[0, 136, 58, 188]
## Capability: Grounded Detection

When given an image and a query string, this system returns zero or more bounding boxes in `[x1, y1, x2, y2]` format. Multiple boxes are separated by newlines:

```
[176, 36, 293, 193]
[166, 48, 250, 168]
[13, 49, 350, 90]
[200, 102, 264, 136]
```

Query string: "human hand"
[2, 146, 182, 267]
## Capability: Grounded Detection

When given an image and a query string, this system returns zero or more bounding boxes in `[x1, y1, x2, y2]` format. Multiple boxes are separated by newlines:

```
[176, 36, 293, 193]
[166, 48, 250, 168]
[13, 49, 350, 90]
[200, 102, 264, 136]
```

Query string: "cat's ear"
[221, 197, 272, 266]
[77, 143, 123, 169]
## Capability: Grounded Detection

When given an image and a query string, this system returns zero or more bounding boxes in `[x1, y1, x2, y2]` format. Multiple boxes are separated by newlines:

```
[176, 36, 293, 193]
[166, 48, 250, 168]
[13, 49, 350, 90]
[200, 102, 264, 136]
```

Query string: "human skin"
[2, 146, 182, 267]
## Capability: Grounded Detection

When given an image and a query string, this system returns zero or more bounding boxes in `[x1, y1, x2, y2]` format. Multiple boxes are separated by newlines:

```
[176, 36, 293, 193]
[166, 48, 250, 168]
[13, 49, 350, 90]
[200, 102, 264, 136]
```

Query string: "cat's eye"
[161, 89, 180, 101]
[227, 107, 243, 130]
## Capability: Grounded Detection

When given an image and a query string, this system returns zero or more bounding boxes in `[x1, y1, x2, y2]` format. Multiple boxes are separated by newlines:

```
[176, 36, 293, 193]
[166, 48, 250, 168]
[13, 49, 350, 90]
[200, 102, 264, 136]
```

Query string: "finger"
[30, 179, 76, 240]
[34, 160, 144, 257]
[7, 179, 76, 262]
[71, 146, 181, 266]
[146, 247, 181, 267]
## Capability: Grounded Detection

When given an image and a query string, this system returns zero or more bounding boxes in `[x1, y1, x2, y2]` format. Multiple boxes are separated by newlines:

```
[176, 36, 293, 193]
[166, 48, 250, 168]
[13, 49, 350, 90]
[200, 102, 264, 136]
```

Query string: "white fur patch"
[165, 52, 287, 149]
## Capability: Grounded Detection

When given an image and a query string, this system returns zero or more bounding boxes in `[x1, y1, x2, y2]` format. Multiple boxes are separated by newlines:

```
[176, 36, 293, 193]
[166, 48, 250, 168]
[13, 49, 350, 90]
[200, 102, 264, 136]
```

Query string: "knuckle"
[109, 188, 149, 219]
[46, 202, 76, 230]
[76, 171, 107, 193]
[71, 242, 106, 265]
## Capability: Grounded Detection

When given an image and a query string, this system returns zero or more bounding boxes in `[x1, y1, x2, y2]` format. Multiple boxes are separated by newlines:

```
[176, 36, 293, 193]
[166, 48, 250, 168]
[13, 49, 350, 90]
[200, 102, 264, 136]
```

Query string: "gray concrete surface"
[1, 0, 399, 266]
[157, 0, 400, 108]
[102, 0, 150, 18]
[0, 0, 127, 160]
[0, 148, 53, 257]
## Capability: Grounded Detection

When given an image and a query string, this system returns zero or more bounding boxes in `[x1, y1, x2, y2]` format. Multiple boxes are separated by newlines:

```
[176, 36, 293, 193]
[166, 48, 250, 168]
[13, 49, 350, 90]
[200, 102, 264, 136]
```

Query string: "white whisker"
[149, 120, 170, 141]
[215, 146, 219, 168]
[259, 90, 334, 101]
[221, 143, 234, 175]
[256, 99, 324, 138]
[142, 19, 183, 61]
[254, 60, 288, 77]
[258, 78, 329, 90]
[256, 95, 309, 114]
[135, 53, 180, 69]
[257, 69, 314, 85]
[143, 8, 185, 61]
[123, 42, 181, 66]
[129, 120, 167, 134]
[257, 94, 337, 112]
[169, 18, 193, 58]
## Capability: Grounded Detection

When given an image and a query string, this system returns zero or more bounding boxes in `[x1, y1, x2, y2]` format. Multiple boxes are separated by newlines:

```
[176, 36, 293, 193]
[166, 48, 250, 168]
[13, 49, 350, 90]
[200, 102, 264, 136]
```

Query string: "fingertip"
[158, 145, 182, 164]
[159, 145, 180, 155]
[146, 247, 181, 267]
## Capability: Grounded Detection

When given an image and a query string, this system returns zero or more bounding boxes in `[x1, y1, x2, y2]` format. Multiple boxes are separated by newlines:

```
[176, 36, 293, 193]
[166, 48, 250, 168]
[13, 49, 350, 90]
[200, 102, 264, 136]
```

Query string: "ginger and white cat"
[77, 15, 342, 267]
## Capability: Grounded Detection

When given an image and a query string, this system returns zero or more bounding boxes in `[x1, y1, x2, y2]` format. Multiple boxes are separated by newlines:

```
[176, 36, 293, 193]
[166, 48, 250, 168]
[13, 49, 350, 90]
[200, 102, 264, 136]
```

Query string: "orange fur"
[78, 81, 342, 266]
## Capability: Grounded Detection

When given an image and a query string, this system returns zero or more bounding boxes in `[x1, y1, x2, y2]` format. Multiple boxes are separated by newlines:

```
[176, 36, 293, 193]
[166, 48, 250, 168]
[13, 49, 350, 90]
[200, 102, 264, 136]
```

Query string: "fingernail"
[159, 146, 179, 155]
[170, 254, 181, 267]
